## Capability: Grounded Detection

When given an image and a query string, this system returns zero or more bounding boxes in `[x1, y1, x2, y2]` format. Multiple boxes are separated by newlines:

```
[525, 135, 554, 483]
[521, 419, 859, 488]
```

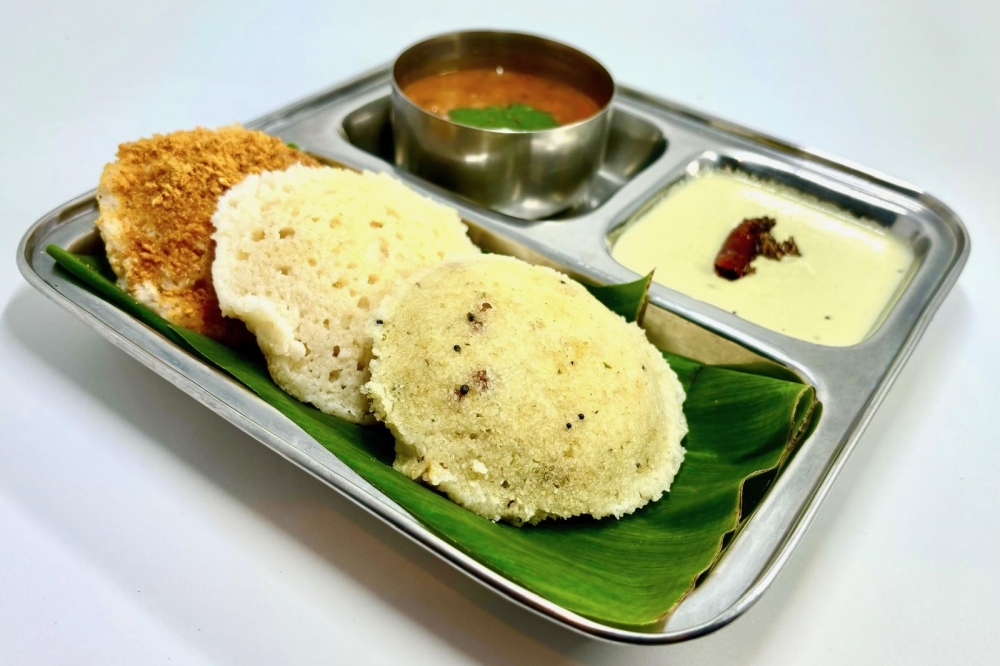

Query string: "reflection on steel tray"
[16, 64, 968, 644]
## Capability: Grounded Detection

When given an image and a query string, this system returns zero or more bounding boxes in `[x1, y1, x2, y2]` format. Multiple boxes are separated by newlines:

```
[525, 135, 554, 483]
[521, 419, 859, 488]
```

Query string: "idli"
[364, 255, 687, 524]
[95, 125, 318, 344]
[212, 165, 480, 423]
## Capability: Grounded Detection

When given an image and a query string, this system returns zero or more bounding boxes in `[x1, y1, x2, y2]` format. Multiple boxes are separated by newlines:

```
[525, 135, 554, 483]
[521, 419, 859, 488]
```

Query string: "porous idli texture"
[364, 255, 687, 524]
[212, 165, 480, 423]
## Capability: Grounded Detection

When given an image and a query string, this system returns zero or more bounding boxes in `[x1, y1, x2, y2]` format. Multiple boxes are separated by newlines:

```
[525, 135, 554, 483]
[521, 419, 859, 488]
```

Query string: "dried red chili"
[714, 217, 799, 280]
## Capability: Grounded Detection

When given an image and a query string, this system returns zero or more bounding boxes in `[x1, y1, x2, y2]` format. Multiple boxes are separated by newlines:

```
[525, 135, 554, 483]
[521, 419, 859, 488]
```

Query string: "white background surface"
[3, 1, 998, 663]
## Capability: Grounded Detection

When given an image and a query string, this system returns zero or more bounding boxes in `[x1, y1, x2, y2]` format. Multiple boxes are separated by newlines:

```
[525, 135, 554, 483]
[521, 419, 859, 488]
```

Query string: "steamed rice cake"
[211, 165, 480, 423]
[95, 125, 318, 345]
[364, 255, 687, 524]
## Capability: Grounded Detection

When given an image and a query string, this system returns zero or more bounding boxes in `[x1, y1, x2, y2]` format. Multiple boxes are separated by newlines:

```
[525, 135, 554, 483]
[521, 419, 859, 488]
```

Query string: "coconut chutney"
[611, 170, 913, 346]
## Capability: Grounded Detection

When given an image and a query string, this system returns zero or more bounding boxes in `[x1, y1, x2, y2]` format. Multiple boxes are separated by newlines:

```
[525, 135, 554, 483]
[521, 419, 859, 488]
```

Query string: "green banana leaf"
[47, 245, 816, 628]
[583, 270, 654, 325]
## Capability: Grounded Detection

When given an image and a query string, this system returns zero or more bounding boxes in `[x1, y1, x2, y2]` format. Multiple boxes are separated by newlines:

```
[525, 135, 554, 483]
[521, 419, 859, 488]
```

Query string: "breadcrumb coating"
[95, 125, 319, 344]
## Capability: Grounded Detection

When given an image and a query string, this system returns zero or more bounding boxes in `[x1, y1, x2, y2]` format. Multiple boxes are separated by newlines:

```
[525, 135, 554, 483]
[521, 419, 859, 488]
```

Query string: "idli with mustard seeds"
[364, 254, 687, 524]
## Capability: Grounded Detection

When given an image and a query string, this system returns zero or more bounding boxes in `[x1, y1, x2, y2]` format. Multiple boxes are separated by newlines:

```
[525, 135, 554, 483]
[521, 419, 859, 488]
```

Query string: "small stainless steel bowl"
[391, 30, 615, 219]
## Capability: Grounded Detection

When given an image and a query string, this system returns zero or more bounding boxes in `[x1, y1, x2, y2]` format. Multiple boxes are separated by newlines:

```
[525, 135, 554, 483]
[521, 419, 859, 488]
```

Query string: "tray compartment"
[341, 95, 667, 218]
[603, 150, 923, 347]
[20, 205, 814, 636]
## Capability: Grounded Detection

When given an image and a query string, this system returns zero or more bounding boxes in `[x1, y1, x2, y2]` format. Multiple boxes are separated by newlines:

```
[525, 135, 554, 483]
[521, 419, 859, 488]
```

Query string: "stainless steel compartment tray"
[16, 64, 969, 644]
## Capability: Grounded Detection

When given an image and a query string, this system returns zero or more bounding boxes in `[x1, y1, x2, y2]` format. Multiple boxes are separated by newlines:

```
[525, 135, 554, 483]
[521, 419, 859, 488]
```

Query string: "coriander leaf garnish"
[448, 104, 559, 131]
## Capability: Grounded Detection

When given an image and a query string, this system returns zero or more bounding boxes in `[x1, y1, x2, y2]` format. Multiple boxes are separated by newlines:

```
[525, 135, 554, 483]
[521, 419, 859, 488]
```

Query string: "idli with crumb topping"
[211, 164, 480, 423]
[364, 254, 687, 525]
[95, 125, 319, 345]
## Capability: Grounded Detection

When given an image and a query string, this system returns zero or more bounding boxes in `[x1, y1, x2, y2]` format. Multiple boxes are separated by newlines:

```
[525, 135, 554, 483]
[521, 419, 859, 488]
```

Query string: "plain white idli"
[212, 164, 480, 423]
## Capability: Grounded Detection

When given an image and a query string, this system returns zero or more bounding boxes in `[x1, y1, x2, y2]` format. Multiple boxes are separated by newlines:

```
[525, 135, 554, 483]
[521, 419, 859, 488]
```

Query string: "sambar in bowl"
[391, 30, 615, 219]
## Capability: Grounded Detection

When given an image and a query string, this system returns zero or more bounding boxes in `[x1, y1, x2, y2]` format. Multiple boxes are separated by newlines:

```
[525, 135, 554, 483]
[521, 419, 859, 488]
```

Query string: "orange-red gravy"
[402, 69, 601, 126]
